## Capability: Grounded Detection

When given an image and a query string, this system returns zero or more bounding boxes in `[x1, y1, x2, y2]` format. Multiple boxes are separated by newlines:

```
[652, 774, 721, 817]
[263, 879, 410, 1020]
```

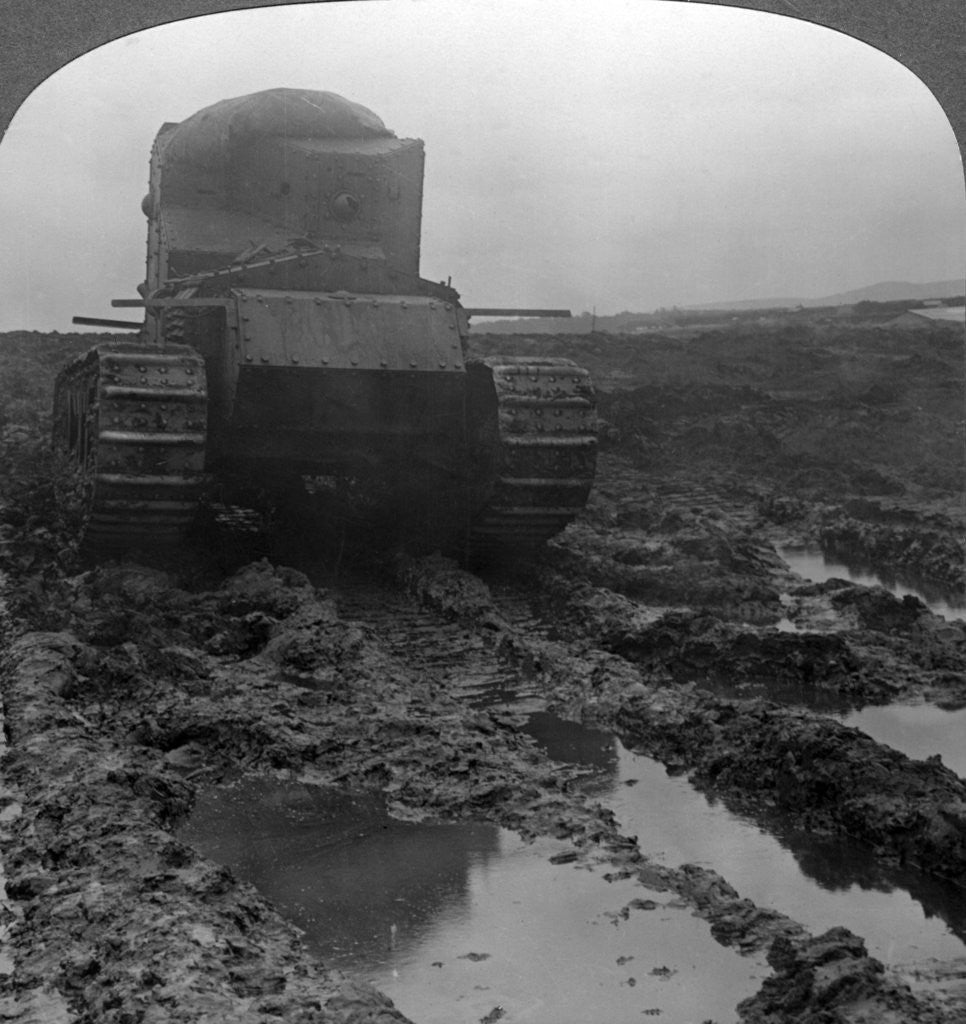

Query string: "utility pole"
[591, 305, 596, 334]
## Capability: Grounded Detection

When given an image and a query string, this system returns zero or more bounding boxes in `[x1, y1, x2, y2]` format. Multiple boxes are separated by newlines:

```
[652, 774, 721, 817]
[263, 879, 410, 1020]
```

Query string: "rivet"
[261, 356, 269, 363]
[351, 358, 358, 366]
[140, 377, 147, 384]
[409, 361, 417, 368]
[322, 358, 329, 364]
[380, 359, 388, 368]
[291, 356, 299, 363]
[246, 355, 253, 362]
[438, 361, 446, 368]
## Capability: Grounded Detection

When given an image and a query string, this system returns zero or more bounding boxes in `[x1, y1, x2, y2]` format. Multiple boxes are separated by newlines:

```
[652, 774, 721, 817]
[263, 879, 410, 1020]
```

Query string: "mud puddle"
[779, 546, 966, 621]
[178, 776, 765, 1024]
[309, 575, 966, 976]
[834, 703, 966, 777]
[527, 713, 966, 973]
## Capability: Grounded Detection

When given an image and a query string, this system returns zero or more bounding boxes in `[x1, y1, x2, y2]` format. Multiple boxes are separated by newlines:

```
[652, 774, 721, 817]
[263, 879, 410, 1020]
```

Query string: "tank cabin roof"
[160, 88, 394, 168]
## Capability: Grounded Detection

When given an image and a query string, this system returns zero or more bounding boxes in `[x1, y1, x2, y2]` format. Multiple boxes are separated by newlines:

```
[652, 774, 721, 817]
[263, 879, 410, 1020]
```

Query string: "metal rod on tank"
[464, 308, 572, 318]
[72, 316, 142, 330]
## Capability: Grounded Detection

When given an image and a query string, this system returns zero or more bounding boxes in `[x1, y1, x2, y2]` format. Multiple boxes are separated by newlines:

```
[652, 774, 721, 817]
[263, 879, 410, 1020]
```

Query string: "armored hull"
[54, 89, 596, 555]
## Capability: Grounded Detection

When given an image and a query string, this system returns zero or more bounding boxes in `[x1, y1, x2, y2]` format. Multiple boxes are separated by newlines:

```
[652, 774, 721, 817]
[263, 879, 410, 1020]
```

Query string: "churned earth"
[0, 317, 963, 1022]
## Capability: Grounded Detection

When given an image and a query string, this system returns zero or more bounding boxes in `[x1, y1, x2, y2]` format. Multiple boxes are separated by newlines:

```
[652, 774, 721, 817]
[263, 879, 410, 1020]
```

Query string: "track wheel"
[53, 342, 208, 553]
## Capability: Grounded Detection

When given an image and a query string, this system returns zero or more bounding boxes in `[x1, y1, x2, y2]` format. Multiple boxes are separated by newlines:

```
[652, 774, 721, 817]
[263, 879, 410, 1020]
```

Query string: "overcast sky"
[1, 0, 963, 331]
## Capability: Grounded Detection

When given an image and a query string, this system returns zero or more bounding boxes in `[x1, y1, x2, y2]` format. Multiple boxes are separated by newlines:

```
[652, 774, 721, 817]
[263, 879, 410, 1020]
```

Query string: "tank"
[54, 88, 597, 555]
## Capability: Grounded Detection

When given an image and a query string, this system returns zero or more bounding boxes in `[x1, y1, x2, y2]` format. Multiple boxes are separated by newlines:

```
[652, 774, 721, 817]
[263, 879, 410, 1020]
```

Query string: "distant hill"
[688, 278, 964, 311]
[474, 278, 966, 334]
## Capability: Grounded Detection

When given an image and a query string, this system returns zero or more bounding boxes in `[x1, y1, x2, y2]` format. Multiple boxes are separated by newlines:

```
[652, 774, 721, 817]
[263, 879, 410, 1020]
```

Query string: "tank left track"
[52, 342, 208, 552]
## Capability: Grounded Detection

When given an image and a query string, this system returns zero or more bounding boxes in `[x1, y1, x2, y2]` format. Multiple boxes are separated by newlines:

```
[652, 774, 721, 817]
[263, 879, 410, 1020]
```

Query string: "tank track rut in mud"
[53, 342, 208, 551]
[470, 356, 597, 549]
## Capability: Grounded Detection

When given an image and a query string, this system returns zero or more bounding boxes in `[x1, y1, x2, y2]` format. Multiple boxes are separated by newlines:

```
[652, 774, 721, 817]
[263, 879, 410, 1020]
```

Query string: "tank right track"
[468, 356, 597, 550]
[53, 342, 208, 552]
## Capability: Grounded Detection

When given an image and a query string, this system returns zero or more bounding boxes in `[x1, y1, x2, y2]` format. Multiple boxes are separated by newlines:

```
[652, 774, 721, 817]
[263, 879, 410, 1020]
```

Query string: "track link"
[53, 342, 208, 551]
[469, 357, 597, 548]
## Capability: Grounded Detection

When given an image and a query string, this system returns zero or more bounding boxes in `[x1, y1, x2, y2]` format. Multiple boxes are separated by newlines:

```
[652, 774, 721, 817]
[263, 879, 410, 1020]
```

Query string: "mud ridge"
[0, 633, 411, 1024]
[0, 564, 947, 1022]
[398, 556, 966, 888]
[2, 321, 964, 1022]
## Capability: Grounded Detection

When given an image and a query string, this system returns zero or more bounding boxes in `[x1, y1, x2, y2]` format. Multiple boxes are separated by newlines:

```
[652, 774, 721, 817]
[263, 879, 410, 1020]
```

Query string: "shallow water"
[836, 703, 966, 778]
[179, 566, 966, 1017]
[779, 546, 966, 621]
[527, 713, 966, 969]
[695, 685, 966, 775]
[771, 546, 966, 770]
[180, 717, 966, 1023]
[179, 776, 764, 1024]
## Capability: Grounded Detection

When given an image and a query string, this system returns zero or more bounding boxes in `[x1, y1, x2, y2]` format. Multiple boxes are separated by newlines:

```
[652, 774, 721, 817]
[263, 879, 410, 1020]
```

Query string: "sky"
[0, 0, 963, 331]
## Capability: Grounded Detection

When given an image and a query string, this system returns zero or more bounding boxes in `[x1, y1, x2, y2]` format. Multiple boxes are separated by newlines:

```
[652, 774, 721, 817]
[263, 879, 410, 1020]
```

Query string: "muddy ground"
[0, 319, 963, 1022]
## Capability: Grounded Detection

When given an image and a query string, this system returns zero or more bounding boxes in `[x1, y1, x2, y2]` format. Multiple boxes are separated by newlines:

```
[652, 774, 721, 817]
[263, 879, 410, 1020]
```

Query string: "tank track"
[53, 342, 208, 551]
[468, 356, 597, 549]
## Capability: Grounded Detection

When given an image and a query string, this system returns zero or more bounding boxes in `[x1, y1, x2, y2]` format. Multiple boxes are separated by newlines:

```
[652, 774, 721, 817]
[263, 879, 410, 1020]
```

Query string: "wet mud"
[0, 320, 964, 1022]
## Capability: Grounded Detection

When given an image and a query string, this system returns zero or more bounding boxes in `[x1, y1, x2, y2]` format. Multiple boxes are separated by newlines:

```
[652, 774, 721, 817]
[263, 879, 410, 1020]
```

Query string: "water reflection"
[178, 711, 966, 1019]
[772, 822, 966, 945]
[178, 775, 763, 1023]
[524, 711, 620, 775]
[520, 714, 966, 967]
[594, 741, 966, 967]
[178, 778, 501, 972]
[837, 703, 966, 778]
[779, 546, 966, 622]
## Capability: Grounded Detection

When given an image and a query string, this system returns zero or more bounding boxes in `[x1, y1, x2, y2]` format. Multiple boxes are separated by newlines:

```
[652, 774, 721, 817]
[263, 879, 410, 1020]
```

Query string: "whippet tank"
[54, 88, 597, 552]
